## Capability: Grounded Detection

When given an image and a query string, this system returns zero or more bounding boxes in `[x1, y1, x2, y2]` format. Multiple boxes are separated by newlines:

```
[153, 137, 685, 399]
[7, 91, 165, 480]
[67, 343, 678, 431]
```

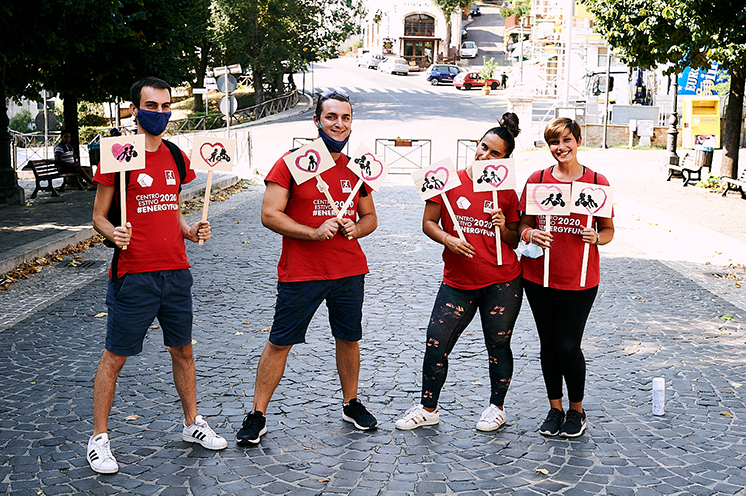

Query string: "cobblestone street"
[1, 178, 745, 495]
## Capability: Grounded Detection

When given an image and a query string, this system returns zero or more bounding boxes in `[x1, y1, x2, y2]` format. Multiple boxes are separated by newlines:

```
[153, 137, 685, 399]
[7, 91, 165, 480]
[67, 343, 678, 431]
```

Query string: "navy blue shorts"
[105, 269, 194, 356]
[270, 274, 365, 346]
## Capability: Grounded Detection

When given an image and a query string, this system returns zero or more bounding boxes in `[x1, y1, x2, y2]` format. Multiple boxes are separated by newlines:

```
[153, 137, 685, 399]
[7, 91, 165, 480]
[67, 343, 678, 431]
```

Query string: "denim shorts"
[105, 269, 193, 356]
[270, 274, 365, 346]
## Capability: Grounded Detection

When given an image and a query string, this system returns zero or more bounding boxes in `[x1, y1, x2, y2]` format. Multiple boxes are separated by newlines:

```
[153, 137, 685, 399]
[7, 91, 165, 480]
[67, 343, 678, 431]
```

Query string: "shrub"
[9, 110, 35, 132]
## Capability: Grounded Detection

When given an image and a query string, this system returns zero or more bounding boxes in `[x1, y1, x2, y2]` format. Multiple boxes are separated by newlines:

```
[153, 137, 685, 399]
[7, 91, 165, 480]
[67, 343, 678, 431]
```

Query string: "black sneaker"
[236, 411, 267, 445]
[559, 409, 586, 438]
[539, 408, 565, 436]
[342, 398, 378, 430]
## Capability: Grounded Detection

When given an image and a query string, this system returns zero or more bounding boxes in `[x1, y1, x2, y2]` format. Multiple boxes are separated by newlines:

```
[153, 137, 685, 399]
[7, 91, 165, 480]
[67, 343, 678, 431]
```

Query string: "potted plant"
[480, 56, 498, 95]
[394, 136, 412, 147]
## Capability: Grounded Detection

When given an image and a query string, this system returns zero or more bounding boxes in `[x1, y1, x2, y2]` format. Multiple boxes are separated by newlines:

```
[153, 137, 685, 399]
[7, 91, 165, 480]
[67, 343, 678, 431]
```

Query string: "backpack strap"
[162, 139, 187, 190]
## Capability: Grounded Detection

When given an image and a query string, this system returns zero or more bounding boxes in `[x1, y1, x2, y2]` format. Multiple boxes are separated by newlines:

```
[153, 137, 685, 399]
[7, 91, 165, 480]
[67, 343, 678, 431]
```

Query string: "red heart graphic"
[576, 186, 608, 215]
[483, 164, 508, 188]
[295, 149, 321, 173]
[424, 167, 450, 191]
[199, 142, 226, 167]
[531, 184, 564, 212]
[111, 143, 126, 162]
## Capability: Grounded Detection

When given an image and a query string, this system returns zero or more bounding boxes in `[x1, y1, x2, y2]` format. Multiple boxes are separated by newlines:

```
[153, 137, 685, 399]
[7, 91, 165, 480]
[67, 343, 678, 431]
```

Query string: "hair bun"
[499, 112, 521, 138]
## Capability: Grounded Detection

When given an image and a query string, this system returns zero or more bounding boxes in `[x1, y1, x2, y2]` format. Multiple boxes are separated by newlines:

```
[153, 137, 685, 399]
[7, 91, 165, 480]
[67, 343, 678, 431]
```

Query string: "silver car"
[378, 57, 410, 76]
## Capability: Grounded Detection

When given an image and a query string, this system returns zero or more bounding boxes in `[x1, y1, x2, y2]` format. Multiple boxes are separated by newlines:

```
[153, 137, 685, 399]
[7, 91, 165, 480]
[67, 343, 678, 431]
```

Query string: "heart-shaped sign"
[199, 142, 229, 167]
[295, 149, 322, 173]
[575, 186, 608, 215]
[111, 143, 126, 162]
[355, 153, 384, 182]
[422, 167, 450, 192]
[532, 184, 566, 212]
[481, 164, 508, 188]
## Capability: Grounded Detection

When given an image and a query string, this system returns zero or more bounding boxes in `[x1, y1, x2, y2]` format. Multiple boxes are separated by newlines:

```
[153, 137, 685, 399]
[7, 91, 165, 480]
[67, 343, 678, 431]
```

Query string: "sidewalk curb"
[0, 174, 239, 276]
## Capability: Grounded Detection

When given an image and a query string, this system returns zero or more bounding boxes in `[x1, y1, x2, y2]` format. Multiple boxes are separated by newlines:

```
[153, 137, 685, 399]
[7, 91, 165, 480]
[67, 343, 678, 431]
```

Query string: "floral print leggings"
[420, 277, 523, 409]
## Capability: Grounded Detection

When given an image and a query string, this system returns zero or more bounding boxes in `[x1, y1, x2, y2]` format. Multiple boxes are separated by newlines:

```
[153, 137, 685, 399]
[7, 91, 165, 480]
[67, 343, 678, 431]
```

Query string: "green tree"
[582, 0, 746, 179]
[500, 0, 531, 21]
[0, 0, 58, 203]
[431, 0, 472, 57]
[41, 0, 204, 152]
[212, 0, 364, 105]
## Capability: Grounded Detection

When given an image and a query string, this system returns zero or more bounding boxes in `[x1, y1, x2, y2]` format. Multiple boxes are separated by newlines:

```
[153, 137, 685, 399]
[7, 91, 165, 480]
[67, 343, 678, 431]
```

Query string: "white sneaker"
[182, 415, 228, 450]
[87, 433, 119, 474]
[476, 404, 507, 432]
[395, 404, 440, 430]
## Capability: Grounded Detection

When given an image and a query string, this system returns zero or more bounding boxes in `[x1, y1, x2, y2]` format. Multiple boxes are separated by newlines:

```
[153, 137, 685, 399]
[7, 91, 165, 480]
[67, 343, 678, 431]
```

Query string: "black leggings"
[420, 278, 523, 409]
[523, 279, 598, 403]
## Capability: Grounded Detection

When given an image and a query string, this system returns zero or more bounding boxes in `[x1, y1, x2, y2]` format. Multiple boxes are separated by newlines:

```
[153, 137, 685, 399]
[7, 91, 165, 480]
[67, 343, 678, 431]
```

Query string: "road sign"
[34, 112, 57, 132]
[205, 83, 218, 90]
[193, 88, 207, 95]
[219, 95, 238, 116]
[213, 64, 242, 76]
[217, 75, 237, 94]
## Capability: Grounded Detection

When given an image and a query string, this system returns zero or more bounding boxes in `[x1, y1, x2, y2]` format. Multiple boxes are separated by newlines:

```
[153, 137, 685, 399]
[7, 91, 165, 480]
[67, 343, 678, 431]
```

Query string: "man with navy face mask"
[87, 77, 226, 474]
[236, 91, 379, 445]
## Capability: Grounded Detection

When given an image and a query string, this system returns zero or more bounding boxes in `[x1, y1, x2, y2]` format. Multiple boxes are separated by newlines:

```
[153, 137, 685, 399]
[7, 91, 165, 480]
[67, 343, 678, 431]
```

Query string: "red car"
[454, 72, 500, 90]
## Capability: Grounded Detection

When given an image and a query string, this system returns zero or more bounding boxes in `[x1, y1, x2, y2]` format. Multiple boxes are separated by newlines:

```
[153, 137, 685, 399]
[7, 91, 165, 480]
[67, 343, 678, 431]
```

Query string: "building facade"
[361, 0, 462, 69]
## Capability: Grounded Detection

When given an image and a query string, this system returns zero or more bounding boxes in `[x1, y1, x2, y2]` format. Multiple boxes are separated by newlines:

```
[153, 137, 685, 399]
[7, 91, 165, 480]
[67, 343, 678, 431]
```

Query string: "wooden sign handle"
[580, 214, 593, 287]
[441, 192, 466, 242]
[198, 170, 213, 246]
[316, 176, 340, 216]
[119, 172, 127, 251]
[336, 179, 362, 220]
[543, 214, 550, 287]
[493, 190, 502, 266]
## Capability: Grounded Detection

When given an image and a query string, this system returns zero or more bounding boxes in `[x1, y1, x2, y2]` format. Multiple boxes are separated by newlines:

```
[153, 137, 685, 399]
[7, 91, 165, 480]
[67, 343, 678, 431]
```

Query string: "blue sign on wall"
[677, 63, 729, 95]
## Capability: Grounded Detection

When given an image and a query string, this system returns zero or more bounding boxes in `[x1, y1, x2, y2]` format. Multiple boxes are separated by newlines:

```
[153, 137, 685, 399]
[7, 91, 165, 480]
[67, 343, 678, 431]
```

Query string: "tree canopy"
[583, 0, 746, 177]
[211, 0, 364, 104]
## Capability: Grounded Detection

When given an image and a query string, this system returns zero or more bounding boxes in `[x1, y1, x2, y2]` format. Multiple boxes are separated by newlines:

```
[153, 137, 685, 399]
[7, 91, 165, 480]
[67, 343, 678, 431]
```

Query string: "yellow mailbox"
[682, 96, 721, 148]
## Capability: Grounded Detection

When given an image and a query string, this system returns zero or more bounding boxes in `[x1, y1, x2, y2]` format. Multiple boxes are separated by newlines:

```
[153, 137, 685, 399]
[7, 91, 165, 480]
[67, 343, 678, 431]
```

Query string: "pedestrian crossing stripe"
[318, 86, 441, 95]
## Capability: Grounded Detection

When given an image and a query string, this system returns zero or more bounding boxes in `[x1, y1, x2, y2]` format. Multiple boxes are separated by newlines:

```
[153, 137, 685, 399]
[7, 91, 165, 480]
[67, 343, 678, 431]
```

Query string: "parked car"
[357, 53, 385, 69]
[378, 57, 410, 75]
[425, 64, 463, 85]
[460, 41, 478, 59]
[453, 71, 500, 90]
[470, 4, 481, 16]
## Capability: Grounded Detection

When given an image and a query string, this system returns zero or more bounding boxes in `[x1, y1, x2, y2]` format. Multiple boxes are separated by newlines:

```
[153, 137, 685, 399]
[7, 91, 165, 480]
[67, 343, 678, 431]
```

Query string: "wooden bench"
[721, 168, 746, 199]
[24, 159, 86, 199]
[667, 153, 703, 187]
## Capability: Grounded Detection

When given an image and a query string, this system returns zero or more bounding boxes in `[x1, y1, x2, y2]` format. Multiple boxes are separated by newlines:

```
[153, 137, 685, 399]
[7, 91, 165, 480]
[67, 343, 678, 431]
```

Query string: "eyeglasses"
[320, 89, 350, 101]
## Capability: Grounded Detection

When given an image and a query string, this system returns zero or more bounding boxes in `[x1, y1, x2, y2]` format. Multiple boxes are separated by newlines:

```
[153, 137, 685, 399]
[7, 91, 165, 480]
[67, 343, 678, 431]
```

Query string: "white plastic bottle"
[652, 377, 665, 416]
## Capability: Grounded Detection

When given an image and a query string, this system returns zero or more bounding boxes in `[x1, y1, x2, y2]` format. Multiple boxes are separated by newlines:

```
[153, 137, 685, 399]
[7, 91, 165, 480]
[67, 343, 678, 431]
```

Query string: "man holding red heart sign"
[237, 91, 378, 445]
[88, 77, 224, 475]
[517, 118, 615, 438]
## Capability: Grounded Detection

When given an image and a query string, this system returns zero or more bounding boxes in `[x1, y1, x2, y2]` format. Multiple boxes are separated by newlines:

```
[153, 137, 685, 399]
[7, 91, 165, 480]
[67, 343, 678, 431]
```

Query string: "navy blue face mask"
[317, 124, 350, 154]
[136, 108, 172, 136]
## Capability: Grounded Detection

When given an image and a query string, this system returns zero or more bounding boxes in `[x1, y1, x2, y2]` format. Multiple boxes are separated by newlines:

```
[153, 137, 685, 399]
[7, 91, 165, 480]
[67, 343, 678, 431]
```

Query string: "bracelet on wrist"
[594, 230, 600, 245]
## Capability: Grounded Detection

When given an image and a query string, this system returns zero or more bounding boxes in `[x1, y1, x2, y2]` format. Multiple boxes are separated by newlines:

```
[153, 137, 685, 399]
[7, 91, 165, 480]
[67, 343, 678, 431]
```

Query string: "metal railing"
[374, 138, 431, 171]
[456, 139, 478, 169]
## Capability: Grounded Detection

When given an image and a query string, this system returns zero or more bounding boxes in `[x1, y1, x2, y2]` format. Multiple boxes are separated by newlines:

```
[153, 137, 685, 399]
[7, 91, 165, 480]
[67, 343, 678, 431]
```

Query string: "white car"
[378, 57, 410, 75]
[460, 41, 478, 59]
[357, 53, 384, 69]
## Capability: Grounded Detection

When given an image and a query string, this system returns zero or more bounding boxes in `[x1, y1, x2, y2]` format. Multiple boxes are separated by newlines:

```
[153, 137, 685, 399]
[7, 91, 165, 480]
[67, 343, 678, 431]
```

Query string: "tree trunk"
[0, 80, 25, 204]
[253, 65, 265, 106]
[62, 91, 80, 157]
[720, 69, 744, 179]
[445, 17, 452, 59]
[193, 42, 211, 114]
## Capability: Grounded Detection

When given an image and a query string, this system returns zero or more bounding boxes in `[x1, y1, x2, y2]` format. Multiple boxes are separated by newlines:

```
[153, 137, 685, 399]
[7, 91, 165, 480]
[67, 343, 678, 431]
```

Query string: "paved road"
[1, 167, 746, 494]
[2, 59, 746, 495]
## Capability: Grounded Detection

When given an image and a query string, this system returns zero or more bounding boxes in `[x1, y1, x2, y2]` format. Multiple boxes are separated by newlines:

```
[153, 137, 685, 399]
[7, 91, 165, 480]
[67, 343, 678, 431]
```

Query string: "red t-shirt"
[94, 142, 196, 279]
[265, 153, 370, 282]
[518, 166, 612, 290]
[430, 169, 522, 290]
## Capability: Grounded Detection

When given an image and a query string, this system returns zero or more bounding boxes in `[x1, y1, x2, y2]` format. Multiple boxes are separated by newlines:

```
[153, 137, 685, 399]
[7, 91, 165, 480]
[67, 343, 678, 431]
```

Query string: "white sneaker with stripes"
[182, 415, 228, 450]
[87, 433, 119, 474]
